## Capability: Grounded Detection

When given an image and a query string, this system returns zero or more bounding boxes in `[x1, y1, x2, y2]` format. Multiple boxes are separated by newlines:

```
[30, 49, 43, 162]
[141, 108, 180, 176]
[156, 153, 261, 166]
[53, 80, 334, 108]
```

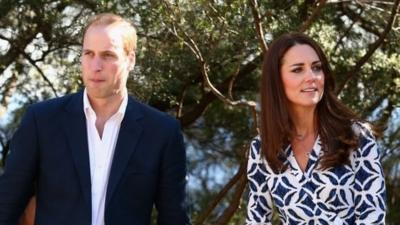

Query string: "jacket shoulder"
[31, 92, 76, 108]
[129, 97, 180, 129]
[28, 92, 80, 117]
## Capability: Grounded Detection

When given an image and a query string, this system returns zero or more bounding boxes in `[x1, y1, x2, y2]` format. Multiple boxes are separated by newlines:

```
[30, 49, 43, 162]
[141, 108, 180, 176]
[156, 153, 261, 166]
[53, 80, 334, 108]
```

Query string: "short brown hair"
[83, 13, 137, 54]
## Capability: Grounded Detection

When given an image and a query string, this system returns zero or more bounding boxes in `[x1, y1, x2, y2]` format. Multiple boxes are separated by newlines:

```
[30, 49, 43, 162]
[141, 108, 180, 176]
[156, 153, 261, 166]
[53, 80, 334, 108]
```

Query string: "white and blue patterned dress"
[246, 123, 386, 225]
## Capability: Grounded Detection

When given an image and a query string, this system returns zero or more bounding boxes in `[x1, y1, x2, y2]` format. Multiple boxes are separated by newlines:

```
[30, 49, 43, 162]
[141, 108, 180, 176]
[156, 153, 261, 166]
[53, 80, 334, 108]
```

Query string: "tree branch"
[19, 51, 59, 97]
[0, 73, 17, 106]
[179, 54, 262, 127]
[332, 8, 364, 56]
[0, 138, 10, 167]
[248, 0, 268, 53]
[194, 157, 247, 225]
[0, 34, 12, 42]
[162, 0, 259, 127]
[176, 83, 188, 118]
[298, 0, 328, 32]
[228, 65, 240, 100]
[335, 0, 400, 94]
[215, 173, 247, 225]
[0, 36, 34, 76]
[339, 3, 382, 37]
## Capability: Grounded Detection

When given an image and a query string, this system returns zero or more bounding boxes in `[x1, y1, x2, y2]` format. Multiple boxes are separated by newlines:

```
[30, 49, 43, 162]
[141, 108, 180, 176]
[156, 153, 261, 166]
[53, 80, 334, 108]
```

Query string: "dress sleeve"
[352, 123, 386, 225]
[245, 137, 274, 225]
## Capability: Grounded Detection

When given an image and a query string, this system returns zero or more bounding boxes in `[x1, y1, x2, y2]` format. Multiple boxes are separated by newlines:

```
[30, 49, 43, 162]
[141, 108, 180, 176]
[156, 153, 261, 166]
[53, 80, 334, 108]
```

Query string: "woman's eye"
[291, 68, 302, 73]
[312, 65, 322, 72]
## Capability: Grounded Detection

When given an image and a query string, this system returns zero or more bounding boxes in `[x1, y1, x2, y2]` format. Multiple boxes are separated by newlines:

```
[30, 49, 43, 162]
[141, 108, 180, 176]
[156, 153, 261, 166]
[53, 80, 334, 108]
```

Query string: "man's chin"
[86, 89, 109, 99]
[86, 89, 123, 101]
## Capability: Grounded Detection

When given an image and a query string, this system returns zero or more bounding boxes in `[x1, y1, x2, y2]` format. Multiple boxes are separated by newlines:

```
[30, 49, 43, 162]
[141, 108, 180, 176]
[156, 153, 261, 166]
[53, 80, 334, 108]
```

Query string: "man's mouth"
[90, 79, 105, 83]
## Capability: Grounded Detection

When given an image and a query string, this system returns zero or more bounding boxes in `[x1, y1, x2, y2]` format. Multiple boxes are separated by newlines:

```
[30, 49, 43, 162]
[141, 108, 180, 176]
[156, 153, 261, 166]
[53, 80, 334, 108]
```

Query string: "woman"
[246, 32, 386, 225]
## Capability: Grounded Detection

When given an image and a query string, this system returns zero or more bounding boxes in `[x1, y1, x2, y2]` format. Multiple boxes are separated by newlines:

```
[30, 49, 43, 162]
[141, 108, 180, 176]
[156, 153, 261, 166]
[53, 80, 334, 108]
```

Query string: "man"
[0, 13, 190, 225]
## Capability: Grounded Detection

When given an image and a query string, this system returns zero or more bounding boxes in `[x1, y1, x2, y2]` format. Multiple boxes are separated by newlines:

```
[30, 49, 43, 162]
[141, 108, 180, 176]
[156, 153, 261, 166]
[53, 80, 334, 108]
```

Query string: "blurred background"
[0, 0, 399, 224]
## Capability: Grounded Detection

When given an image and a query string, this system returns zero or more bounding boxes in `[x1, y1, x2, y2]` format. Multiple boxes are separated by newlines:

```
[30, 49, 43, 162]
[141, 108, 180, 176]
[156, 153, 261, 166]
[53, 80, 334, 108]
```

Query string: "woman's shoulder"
[247, 135, 274, 175]
[248, 135, 262, 160]
[350, 121, 380, 160]
[351, 121, 375, 139]
[251, 135, 261, 144]
[249, 135, 261, 150]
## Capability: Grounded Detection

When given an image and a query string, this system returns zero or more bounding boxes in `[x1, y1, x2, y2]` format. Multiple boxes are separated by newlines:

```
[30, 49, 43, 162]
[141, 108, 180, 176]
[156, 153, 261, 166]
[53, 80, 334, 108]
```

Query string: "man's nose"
[91, 56, 102, 71]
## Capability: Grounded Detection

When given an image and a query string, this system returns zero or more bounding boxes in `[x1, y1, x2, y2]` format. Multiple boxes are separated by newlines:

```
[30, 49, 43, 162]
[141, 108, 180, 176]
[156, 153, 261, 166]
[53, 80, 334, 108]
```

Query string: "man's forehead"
[86, 22, 126, 32]
[83, 25, 125, 49]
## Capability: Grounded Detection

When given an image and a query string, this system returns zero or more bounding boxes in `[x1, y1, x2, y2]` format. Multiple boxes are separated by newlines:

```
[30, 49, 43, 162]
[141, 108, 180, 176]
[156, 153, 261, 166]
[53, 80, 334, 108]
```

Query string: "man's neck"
[87, 90, 126, 139]
[88, 92, 125, 121]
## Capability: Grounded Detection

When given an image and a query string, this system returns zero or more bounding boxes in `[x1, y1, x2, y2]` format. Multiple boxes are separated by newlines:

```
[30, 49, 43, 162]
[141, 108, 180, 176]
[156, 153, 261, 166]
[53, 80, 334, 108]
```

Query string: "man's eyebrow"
[101, 50, 117, 54]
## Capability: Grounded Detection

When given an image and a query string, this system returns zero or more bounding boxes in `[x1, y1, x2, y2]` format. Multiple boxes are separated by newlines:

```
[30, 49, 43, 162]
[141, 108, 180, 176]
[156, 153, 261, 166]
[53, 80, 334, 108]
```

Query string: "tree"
[0, 0, 399, 224]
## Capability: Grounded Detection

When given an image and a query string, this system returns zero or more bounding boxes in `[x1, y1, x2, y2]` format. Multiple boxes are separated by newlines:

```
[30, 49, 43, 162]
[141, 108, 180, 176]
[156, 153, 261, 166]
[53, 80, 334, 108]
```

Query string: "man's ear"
[128, 51, 136, 71]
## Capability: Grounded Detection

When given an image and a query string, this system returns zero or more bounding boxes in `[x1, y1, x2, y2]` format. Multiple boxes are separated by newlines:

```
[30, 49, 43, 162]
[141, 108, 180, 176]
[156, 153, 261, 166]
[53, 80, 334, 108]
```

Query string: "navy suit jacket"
[0, 91, 190, 225]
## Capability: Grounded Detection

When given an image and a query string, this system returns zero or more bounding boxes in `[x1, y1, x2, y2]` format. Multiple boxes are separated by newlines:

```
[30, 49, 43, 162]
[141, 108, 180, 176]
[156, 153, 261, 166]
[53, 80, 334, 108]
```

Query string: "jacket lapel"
[62, 91, 92, 209]
[105, 97, 144, 206]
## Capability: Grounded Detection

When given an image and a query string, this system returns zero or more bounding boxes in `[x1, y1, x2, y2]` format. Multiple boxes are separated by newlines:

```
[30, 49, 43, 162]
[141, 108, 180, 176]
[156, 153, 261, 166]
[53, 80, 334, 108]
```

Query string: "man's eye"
[103, 53, 116, 58]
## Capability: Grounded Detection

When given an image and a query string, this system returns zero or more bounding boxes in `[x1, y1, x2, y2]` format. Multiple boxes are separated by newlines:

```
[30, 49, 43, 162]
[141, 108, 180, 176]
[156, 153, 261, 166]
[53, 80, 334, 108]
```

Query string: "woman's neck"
[290, 107, 317, 140]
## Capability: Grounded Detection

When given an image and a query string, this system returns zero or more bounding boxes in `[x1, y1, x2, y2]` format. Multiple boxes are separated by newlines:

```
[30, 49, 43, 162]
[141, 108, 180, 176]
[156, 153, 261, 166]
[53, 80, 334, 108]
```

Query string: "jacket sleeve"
[0, 106, 38, 224]
[353, 123, 386, 225]
[155, 120, 191, 225]
[245, 138, 273, 225]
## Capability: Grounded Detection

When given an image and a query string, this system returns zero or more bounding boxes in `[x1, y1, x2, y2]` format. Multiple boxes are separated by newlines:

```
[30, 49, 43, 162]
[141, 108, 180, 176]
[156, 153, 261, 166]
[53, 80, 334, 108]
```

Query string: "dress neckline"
[286, 135, 322, 180]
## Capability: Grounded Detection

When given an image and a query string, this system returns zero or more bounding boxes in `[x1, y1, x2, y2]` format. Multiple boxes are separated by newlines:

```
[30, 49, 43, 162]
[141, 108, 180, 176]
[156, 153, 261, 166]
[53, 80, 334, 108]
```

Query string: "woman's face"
[280, 44, 325, 112]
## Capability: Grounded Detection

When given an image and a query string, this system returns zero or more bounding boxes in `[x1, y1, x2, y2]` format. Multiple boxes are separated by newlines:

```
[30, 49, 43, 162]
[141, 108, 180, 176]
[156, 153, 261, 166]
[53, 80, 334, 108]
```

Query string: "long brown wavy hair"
[260, 32, 362, 173]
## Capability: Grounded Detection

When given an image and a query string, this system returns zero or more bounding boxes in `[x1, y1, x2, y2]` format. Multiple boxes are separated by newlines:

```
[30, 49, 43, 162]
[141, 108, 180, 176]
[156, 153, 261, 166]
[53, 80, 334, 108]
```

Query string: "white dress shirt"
[83, 89, 128, 225]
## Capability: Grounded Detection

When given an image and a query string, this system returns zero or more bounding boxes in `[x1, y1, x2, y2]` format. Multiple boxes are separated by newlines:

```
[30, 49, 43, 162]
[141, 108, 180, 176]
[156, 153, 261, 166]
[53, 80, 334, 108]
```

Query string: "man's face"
[81, 24, 135, 100]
